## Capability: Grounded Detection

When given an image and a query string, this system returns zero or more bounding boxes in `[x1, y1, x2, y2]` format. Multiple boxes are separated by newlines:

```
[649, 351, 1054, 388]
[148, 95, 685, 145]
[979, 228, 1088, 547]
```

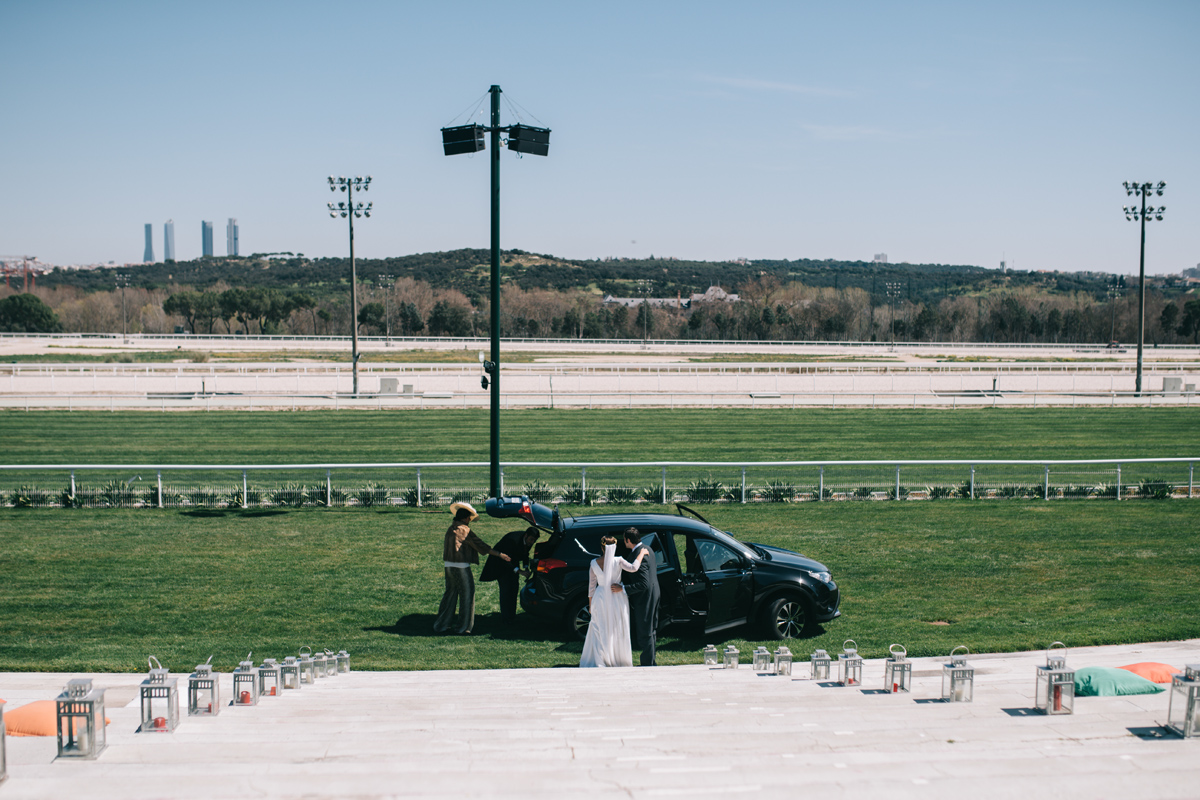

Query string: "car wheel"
[565, 595, 591, 642]
[762, 595, 809, 640]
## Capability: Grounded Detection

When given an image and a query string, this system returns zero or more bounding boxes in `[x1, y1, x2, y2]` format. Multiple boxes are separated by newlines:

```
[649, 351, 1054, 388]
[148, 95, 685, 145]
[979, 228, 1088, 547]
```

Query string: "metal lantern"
[1034, 642, 1074, 715]
[322, 650, 339, 678]
[1165, 664, 1200, 738]
[298, 647, 318, 684]
[310, 648, 328, 678]
[774, 647, 793, 677]
[703, 644, 719, 667]
[56, 679, 107, 760]
[187, 657, 220, 716]
[753, 646, 772, 673]
[884, 644, 911, 694]
[258, 658, 281, 698]
[280, 656, 302, 691]
[941, 646, 975, 703]
[138, 656, 179, 733]
[837, 639, 863, 687]
[336, 650, 351, 674]
[232, 654, 260, 706]
[723, 645, 740, 669]
[810, 648, 831, 681]
[1, 700, 7, 785]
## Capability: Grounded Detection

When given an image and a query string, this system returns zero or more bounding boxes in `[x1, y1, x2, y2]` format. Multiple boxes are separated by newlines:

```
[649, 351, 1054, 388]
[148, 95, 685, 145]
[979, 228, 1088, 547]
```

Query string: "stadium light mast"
[441, 85, 551, 499]
[1123, 181, 1165, 396]
[886, 282, 902, 344]
[327, 175, 373, 396]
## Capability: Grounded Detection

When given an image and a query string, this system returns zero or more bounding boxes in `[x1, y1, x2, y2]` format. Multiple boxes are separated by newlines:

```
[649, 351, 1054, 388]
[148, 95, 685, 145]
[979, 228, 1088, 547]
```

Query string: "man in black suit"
[480, 527, 540, 624]
[617, 526, 660, 666]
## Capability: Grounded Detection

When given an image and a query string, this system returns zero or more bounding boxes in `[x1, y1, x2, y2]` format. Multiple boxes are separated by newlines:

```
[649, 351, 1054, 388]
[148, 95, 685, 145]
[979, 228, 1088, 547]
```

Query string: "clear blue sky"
[2, 0, 1197, 275]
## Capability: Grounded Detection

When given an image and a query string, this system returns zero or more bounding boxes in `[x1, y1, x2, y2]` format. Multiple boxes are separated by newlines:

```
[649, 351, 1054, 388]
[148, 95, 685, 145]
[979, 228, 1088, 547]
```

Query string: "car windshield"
[707, 526, 756, 560]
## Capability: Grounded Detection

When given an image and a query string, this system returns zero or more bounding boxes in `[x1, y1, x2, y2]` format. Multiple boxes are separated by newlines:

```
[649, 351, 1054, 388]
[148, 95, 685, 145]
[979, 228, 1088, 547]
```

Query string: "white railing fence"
[0, 459, 1195, 510]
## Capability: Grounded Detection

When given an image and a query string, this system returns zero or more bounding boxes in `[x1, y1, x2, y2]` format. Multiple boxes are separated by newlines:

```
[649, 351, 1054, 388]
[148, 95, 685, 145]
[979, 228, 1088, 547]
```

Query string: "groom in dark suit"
[618, 527, 660, 666]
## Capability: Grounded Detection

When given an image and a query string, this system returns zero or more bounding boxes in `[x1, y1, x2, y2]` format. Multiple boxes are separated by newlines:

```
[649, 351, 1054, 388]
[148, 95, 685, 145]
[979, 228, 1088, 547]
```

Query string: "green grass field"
[1, 501, 1196, 673]
[1, 407, 1197, 672]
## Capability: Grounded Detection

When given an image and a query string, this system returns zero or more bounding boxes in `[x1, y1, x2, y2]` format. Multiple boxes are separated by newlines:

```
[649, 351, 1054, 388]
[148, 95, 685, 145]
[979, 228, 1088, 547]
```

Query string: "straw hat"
[450, 502, 478, 521]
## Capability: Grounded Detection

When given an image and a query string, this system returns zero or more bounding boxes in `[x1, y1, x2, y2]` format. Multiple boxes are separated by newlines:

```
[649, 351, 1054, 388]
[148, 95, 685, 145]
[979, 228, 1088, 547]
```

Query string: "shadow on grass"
[180, 508, 291, 519]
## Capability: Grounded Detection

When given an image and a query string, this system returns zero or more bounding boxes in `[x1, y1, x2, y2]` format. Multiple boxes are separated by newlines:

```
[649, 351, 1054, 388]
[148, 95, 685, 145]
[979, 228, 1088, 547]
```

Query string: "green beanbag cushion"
[1119, 662, 1180, 684]
[1074, 666, 1165, 697]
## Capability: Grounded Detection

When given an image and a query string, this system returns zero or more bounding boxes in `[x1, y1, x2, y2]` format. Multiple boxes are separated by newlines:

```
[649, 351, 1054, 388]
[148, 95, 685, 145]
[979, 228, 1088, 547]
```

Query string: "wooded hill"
[37, 249, 1135, 305]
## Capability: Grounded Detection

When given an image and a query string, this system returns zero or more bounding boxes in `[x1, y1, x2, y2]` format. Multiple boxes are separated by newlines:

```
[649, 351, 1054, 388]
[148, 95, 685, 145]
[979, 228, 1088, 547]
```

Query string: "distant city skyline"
[201, 220, 214, 258]
[226, 218, 239, 257]
[3, 1, 1197, 275]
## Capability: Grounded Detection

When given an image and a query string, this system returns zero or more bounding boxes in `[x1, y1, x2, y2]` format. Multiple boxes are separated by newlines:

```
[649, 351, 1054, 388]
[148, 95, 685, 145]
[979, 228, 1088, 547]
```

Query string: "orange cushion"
[1119, 662, 1181, 684]
[3, 700, 111, 737]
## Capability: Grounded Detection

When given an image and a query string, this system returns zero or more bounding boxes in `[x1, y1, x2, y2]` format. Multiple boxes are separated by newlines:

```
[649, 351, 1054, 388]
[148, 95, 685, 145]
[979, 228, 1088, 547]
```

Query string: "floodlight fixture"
[325, 174, 375, 396]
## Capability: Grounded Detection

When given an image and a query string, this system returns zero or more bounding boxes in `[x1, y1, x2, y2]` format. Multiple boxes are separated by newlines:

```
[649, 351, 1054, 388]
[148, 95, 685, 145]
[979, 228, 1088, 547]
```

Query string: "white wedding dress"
[580, 543, 634, 668]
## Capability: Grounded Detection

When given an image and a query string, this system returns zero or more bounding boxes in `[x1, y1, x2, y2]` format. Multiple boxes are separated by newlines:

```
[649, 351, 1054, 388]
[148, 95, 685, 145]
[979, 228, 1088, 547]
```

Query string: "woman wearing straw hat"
[434, 502, 510, 635]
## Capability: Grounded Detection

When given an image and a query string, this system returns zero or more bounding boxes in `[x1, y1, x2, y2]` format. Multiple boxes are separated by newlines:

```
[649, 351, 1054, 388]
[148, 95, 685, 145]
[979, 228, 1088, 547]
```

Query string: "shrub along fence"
[0, 459, 1196, 509]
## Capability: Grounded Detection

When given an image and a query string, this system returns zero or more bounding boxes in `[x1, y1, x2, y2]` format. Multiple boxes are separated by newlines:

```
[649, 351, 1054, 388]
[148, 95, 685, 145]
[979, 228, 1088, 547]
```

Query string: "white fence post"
[581, 467, 587, 501]
[242, 470, 248, 509]
[895, 466, 901, 500]
[326, 470, 332, 507]
[416, 468, 422, 507]
[1190, 462, 1194, 499]
[1116, 464, 1121, 500]
[819, 466, 824, 501]
[1044, 466, 1049, 501]
[970, 465, 975, 500]
[741, 467, 746, 504]
[662, 466, 667, 505]
[157, 471, 163, 509]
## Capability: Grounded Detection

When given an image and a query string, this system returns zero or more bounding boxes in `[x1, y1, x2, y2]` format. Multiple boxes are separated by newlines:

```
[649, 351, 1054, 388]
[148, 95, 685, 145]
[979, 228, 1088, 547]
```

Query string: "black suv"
[484, 497, 840, 641]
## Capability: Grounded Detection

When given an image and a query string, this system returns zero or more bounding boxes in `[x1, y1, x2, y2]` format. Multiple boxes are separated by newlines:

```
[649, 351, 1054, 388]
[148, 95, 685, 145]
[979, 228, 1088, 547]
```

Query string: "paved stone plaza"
[3, 639, 1197, 799]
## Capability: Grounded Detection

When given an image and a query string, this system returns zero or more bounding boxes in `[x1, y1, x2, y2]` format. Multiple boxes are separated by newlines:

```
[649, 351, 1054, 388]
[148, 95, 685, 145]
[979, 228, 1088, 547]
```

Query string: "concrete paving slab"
[1, 639, 1198, 799]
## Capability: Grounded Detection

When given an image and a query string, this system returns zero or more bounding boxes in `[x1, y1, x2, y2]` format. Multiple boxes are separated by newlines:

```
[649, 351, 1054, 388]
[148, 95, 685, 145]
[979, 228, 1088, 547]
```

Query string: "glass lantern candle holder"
[703, 644, 719, 667]
[723, 645, 740, 669]
[837, 640, 863, 687]
[941, 646, 975, 703]
[1034, 642, 1074, 715]
[258, 658, 281, 698]
[280, 656, 302, 691]
[336, 650, 351, 674]
[309, 648, 327, 679]
[188, 660, 220, 716]
[753, 646, 772, 673]
[233, 656, 261, 706]
[1165, 664, 1200, 739]
[884, 644, 911, 694]
[774, 647, 793, 677]
[810, 649, 831, 681]
[322, 651, 339, 678]
[298, 647, 317, 684]
[56, 679, 107, 760]
[1, 700, 7, 785]
[139, 657, 179, 733]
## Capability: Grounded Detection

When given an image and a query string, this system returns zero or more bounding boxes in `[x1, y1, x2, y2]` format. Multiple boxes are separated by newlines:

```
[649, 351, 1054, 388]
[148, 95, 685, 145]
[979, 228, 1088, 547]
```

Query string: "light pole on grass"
[441, 85, 551, 499]
[1122, 181, 1165, 396]
[327, 175, 372, 396]
[379, 274, 394, 345]
[886, 282, 902, 344]
[117, 273, 129, 344]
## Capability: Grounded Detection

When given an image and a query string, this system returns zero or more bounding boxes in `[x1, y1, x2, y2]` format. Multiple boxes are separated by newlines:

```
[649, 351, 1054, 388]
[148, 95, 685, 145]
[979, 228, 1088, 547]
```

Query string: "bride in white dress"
[580, 536, 646, 668]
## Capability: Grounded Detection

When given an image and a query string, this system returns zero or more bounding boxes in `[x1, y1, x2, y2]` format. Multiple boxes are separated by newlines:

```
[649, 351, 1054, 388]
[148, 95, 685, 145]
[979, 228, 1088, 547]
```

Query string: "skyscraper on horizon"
[226, 218, 239, 256]
[201, 220, 214, 257]
[143, 223, 154, 262]
[164, 220, 176, 261]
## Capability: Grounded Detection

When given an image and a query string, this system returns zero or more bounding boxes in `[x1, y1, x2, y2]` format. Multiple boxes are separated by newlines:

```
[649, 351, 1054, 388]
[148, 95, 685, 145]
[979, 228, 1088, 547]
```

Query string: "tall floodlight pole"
[328, 175, 373, 396]
[1108, 284, 1122, 343]
[442, 85, 551, 499]
[1123, 181, 1166, 395]
[886, 282, 902, 344]
[117, 273, 129, 344]
[379, 274, 394, 345]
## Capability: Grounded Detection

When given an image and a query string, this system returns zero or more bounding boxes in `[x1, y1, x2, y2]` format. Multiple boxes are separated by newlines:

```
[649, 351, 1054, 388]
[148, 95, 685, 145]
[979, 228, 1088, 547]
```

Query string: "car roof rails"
[675, 503, 711, 525]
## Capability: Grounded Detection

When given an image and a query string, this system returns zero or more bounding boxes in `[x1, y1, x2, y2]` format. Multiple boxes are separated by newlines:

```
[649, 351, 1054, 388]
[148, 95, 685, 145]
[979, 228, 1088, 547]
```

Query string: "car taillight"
[536, 558, 568, 574]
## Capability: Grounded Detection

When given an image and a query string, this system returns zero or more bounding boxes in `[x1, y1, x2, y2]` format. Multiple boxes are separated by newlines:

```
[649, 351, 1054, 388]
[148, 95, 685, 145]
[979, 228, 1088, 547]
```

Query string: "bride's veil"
[601, 541, 620, 587]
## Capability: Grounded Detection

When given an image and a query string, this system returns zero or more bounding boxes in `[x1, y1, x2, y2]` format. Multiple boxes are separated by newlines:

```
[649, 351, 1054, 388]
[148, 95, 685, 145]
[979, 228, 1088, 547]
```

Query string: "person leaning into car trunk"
[481, 526, 540, 625]
[434, 502, 510, 635]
